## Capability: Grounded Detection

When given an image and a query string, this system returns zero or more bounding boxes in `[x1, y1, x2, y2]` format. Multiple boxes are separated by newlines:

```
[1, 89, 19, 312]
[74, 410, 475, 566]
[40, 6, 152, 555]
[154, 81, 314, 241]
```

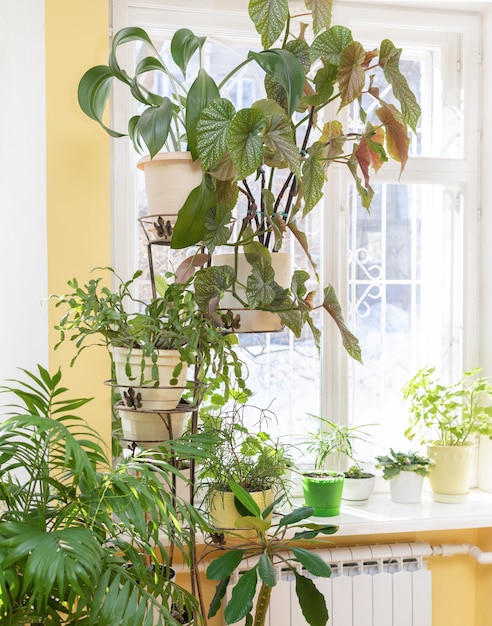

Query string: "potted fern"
[77, 0, 420, 351]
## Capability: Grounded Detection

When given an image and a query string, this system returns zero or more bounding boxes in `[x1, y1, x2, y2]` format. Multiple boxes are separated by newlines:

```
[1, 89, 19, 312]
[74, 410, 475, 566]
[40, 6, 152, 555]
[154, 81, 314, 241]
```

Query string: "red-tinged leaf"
[175, 253, 210, 283]
[337, 41, 366, 108]
[319, 120, 345, 160]
[354, 137, 372, 189]
[376, 104, 410, 174]
[379, 39, 421, 133]
[323, 285, 362, 362]
[287, 220, 319, 278]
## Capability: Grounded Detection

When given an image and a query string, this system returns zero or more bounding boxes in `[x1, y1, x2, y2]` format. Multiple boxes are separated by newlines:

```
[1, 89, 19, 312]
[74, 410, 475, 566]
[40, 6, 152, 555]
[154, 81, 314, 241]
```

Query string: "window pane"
[347, 183, 463, 454]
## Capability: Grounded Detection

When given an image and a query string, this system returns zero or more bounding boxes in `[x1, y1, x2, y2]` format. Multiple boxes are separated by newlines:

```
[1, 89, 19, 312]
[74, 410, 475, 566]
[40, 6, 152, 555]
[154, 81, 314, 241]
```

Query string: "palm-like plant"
[0, 366, 205, 625]
[203, 481, 338, 626]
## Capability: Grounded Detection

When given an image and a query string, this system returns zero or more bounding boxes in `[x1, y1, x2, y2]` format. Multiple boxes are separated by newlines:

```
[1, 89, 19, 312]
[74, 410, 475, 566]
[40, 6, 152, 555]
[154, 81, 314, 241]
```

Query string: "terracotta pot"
[111, 347, 187, 411]
[212, 252, 293, 333]
[427, 443, 474, 503]
[137, 151, 202, 217]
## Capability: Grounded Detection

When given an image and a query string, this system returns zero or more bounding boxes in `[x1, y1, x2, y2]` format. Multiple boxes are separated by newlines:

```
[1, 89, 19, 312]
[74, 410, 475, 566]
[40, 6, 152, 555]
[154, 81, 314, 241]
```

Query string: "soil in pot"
[302, 471, 345, 516]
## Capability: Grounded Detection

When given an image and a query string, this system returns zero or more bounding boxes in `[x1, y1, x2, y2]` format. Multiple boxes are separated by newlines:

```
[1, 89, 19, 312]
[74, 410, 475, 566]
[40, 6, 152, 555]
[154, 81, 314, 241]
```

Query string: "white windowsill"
[285, 488, 492, 537]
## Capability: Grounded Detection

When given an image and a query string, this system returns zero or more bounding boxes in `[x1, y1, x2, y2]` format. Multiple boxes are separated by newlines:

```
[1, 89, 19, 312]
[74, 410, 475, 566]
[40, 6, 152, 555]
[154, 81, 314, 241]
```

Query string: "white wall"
[480, 6, 492, 375]
[0, 1, 48, 390]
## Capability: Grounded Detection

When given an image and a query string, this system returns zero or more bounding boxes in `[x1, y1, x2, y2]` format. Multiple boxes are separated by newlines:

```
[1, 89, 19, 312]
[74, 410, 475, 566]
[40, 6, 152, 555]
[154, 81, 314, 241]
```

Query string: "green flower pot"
[301, 471, 345, 516]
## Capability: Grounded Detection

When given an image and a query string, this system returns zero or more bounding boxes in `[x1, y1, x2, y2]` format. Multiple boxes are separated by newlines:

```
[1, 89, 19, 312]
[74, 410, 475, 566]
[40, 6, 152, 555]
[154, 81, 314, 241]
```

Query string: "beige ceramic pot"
[117, 405, 190, 448]
[212, 252, 293, 333]
[427, 443, 474, 503]
[137, 151, 202, 217]
[111, 347, 187, 411]
[208, 488, 274, 540]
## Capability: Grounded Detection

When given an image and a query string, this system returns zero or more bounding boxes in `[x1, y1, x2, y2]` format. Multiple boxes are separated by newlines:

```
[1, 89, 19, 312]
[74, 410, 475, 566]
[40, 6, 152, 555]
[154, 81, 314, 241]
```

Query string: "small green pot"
[302, 471, 345, 516]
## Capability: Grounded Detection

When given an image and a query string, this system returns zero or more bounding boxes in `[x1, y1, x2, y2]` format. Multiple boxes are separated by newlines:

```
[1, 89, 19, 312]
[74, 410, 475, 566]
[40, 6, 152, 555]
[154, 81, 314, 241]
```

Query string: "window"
[111, 1, 481, 465]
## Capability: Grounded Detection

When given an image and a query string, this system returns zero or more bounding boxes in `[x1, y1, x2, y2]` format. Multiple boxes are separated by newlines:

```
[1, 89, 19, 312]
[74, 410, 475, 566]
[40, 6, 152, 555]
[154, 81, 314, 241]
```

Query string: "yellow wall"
[45, 0, 112, 446]
[43, 2, 492, 625]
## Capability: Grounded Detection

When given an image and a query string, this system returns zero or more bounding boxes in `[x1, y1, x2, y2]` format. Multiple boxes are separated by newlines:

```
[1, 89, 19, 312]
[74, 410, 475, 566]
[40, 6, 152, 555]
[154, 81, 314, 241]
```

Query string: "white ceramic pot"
[111, 347, 187, 411]
[389, 471, 425, 503]
[118, 406, 190, 448]
[212, 252, 293, 333]
[427, 443, 474, 503]
[342, 475, 375, 505]
[137, 151, 202, 217]
[478, 434, 492, 493]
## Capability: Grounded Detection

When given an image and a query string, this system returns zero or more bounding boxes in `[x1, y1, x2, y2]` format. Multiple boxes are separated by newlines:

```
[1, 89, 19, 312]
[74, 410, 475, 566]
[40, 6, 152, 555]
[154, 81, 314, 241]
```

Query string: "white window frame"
[109, 0, 483, 450]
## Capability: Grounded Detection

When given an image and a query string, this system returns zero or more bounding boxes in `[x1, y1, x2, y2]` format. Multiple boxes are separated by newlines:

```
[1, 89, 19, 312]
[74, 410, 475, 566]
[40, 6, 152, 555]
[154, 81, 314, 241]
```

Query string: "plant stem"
[253, 582, 272, 626]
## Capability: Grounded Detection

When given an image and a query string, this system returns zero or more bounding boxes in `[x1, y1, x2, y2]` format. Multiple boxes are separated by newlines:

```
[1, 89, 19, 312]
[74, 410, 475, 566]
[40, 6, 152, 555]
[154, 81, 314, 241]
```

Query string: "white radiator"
[226, 542, 433, 626]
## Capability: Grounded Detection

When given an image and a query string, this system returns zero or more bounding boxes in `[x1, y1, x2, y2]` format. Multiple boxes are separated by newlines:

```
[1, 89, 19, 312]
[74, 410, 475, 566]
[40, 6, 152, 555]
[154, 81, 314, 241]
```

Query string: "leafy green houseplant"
[403, 366, 492, 502]
[203, 481, 338, 626]
[376, 449, 433, 480]
[302, 417, 373, 515]
[52, 267, 248, 413]
[197, 402, 293, 536]
[0, 366, 205, 626]
[77, 0, 420, 357]
[375, 449, 433, 504]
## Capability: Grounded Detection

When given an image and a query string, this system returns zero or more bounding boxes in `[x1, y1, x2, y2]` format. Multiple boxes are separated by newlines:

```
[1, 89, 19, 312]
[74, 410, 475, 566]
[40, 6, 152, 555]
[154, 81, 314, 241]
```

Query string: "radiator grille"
[226, 542, 433, 626]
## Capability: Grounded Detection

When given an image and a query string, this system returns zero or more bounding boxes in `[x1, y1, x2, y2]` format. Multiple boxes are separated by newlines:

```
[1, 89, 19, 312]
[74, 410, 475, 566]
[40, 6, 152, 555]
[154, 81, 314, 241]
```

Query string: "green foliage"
[306, 416, 373, 471]
[52, 266, 248, 399]
[375, 449, 433, 479]
[203, 482, 338, 626]
[402, 367, 492, 446]
[77, 0, 421, 362]
[197, 401, 294, 496]
[0, 365, 205, 625]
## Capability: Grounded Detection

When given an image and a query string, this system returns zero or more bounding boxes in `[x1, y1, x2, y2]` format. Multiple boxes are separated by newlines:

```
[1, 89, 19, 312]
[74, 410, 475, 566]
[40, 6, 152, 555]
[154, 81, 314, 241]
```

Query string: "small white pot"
[389, 472, 425, 504]
[137, 151, 202, 217]
[342, 475, 375, 505]
[118, 405, 190, 448]
[111, 347, 187, 411]
[212, 252, 293, 333]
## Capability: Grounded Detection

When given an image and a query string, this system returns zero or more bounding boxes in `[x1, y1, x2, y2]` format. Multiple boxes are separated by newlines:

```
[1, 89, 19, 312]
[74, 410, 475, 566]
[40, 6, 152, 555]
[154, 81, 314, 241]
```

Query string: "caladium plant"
[78, 0, 421, 360]
[203, 480, 338, 626]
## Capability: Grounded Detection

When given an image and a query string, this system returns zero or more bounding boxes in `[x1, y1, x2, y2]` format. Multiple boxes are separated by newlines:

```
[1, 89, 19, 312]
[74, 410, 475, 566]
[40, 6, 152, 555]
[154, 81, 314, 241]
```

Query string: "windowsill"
[284, 488, 492, 536]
